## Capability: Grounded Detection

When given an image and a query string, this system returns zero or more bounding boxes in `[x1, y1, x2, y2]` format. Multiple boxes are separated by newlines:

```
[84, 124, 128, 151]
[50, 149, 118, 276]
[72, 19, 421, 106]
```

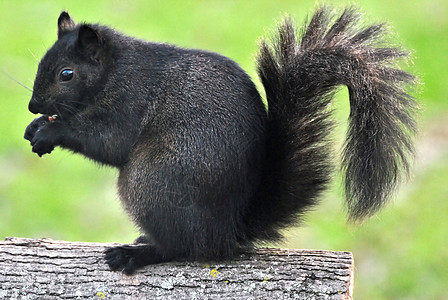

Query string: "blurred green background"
[1, 0, 447, 299]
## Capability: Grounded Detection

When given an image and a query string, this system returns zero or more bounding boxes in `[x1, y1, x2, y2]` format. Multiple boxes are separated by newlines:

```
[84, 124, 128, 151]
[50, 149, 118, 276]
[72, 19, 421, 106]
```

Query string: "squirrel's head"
[28, 12, 108, 119]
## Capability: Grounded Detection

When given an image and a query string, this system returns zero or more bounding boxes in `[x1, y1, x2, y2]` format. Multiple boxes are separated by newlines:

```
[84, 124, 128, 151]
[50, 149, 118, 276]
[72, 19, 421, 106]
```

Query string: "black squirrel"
[24, 7, 418, 274]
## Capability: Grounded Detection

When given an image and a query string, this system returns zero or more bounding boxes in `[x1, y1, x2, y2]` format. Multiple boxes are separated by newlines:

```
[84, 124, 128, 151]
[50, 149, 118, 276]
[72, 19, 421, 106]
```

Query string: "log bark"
[0, 237, 353, 299]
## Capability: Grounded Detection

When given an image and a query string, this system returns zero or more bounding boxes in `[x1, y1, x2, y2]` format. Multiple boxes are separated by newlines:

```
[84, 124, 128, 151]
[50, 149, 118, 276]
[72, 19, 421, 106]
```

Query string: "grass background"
[0, 0, 447, 299]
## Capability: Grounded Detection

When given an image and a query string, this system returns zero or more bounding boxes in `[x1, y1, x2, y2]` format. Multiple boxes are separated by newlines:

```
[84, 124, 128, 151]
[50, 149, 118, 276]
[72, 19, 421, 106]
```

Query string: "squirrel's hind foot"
[104, 244, 168, 275]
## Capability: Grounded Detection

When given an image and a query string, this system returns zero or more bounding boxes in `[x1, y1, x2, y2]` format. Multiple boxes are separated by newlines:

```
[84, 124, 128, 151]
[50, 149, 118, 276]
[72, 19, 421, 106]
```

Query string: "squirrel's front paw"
[31, 130, 55, 157]
[24, 115, 50, 142]
[29, 122, 63, 157]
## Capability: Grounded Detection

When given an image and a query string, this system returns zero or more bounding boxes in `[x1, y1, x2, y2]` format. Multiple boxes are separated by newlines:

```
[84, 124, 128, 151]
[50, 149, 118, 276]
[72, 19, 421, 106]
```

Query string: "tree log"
[0, 237, 353, 299]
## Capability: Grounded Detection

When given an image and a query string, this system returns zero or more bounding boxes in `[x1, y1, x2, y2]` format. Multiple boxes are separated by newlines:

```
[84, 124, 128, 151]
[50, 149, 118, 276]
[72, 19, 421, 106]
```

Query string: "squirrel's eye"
[59, 68, 74, 82]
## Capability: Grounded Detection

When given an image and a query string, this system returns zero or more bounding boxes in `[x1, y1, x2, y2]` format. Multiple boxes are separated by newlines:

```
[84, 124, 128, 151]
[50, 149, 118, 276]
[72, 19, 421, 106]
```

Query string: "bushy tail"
[245, 7, 418, 242]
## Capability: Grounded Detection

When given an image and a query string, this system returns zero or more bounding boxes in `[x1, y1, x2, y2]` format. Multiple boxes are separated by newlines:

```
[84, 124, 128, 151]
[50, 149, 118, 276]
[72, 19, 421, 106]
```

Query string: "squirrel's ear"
[58, 11, 76, 38]
[77, 25, 102, 62]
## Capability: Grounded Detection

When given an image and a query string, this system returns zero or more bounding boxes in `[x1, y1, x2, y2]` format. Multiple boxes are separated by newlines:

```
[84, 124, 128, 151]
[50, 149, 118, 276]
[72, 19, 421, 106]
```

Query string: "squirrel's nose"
[28, 98, 41, 114]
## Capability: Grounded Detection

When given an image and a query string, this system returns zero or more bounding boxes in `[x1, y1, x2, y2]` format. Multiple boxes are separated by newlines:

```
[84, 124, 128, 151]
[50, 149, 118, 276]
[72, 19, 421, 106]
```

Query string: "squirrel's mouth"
[29, 97, 69, 120]
[28, 96, 59, 116]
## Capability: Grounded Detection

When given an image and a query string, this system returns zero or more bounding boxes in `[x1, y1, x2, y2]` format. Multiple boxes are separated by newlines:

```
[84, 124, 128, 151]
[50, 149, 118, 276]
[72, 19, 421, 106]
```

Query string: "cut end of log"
[0, 237, 354, 299]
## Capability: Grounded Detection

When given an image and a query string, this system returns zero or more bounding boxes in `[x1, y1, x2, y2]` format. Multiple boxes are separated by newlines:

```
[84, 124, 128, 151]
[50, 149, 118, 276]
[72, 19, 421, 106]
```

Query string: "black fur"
[24, 7, 417, 274]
